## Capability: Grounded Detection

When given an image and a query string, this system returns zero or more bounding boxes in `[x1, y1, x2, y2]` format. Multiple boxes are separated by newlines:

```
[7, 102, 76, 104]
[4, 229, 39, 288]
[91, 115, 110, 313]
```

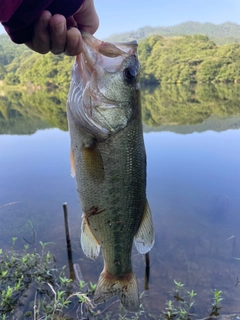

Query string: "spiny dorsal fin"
[94, 270, 139, 312]
[81, 217, 100, 259]
[134, 200, 155, 254]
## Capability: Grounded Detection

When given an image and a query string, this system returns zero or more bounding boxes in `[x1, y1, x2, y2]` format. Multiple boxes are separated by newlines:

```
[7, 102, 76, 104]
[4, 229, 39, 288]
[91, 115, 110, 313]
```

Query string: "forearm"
[1, 0, 85, 44]
[0, 0, 23, 22]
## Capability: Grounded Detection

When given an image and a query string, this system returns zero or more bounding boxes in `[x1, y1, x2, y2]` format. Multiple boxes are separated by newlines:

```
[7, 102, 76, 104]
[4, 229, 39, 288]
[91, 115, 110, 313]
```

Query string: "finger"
[49, 14, 67, 54]
[66, 16, 78, 28]
[73, 0, 99, 34]
[25, 10, 52, 54]
[64, 27, 83, 56]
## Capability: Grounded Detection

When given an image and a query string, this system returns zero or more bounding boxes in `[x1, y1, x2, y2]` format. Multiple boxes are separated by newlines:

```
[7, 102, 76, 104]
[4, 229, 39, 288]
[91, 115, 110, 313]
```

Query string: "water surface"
[1, 84, 240, 318]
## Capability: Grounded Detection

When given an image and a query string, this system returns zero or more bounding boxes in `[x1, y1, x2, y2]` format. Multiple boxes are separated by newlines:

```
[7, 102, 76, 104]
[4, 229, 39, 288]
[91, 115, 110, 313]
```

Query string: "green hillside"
[0, 34, 28, 65]
[139, 34, 240, 84]
[2, 22, 240, 86]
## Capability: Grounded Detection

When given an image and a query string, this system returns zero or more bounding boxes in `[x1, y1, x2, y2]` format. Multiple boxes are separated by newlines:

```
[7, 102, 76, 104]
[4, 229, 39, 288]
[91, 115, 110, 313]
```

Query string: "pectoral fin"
[81, 217, 100, 259]
[70, 147, 76, 178]
[134, 200, 155, 254]
[83, 143, 104, 182]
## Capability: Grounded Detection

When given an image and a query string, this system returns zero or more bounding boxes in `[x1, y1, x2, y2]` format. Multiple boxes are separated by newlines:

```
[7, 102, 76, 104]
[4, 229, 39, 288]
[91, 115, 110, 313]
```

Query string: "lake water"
[1, 84, 240, 318]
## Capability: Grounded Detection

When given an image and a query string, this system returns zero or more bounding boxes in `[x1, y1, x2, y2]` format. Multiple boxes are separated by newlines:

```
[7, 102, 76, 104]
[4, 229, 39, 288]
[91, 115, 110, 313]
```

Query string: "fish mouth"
[68, 32, 139, 139]
[76, 32, 138, 96]
[80, 31, 138, 72]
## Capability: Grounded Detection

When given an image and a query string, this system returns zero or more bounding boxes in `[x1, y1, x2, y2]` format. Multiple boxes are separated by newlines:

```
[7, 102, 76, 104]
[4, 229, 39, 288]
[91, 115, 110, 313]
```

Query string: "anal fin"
[94, 270, 139, 312]
[81, 217, 100, 259]
[134, 200, 155, 254]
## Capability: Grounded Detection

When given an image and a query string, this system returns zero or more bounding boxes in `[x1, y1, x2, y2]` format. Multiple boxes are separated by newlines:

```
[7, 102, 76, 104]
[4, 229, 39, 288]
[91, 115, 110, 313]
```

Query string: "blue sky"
[0, 0, 240, 38]
[94, 0, 240, 38]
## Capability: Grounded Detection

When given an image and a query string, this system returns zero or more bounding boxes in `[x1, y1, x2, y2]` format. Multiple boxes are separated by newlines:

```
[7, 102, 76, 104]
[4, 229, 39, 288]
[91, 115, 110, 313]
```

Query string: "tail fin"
[93, 270, 139, 312]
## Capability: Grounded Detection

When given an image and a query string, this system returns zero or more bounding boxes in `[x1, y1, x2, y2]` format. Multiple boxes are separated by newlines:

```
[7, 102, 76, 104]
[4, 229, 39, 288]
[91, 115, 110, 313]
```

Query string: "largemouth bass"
[67, 32, 154, 312]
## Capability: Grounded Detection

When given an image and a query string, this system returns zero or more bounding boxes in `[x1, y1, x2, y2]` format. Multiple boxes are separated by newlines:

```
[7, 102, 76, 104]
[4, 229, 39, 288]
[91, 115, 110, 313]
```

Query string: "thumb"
[73, 0, 99, 34]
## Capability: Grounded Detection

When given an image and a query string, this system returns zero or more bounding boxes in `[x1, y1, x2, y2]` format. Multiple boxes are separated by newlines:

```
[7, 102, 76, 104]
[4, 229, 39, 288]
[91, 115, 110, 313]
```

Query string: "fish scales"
[67, 32, 154, 312]
[68, 105, 145, 271]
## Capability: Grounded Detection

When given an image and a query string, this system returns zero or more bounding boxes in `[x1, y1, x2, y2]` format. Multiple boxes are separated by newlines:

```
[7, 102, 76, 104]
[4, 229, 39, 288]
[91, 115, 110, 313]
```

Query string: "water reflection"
[2, 83, 240, 134]
[142, 83, 240, 129]
[0, 89, 68, 134]
[1, 84, 240, 317]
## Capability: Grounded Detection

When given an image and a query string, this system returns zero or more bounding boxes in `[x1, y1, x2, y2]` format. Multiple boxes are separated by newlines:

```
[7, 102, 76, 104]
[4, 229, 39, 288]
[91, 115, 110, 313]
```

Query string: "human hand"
[25, 0, 99, 56]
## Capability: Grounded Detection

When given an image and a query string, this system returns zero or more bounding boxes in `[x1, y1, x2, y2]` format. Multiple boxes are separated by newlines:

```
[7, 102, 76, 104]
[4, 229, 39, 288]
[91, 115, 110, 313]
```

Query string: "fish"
[67, 32, 154, 312]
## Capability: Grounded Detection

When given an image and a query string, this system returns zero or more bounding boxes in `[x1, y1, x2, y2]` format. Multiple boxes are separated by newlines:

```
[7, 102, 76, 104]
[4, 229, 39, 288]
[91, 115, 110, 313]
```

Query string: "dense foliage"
[139, 35, 240, 84]
[0, 88, 68, 134]
[1, 51, 74, 87]
[2, 22, 240, 86]
[0, 34, 27, 65]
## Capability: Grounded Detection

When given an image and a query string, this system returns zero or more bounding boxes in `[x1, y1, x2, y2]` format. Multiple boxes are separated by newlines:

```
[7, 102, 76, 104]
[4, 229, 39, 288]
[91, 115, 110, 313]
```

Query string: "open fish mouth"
[68, 32, 140, 139]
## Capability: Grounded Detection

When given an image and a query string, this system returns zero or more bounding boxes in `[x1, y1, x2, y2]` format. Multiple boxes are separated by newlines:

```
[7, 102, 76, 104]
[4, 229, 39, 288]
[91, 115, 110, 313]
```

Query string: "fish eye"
[124, 67, 138, 83]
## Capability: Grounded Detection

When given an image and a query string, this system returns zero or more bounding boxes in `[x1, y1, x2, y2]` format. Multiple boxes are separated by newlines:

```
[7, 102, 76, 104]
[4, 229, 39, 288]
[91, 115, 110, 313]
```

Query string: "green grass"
[0, 238, 95, 319]
[0, 239, 225, 319]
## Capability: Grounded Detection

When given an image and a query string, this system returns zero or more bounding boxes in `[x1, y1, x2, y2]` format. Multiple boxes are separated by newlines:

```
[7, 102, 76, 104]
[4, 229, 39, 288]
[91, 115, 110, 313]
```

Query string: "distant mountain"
[105, 21, 240, 45]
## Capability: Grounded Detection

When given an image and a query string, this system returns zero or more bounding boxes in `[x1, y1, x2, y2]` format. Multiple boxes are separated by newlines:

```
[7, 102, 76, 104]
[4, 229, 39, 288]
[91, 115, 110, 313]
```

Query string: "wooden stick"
[145, 252, 150, 267]
[63, 202, 71, 248]
[63, 202, 75, 280]
[144, 252, 150, 290]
